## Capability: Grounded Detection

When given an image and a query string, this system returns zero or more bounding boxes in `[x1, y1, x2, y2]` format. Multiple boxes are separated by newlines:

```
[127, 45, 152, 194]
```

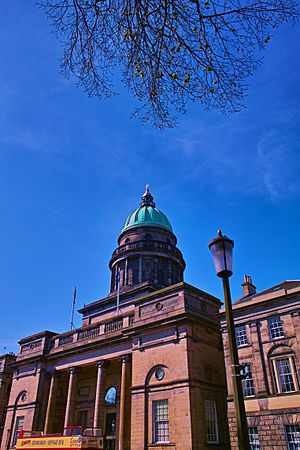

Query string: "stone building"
[1, 187, 229, 450]
[0, 354, 16, 444]
[220, 276, 300, 449]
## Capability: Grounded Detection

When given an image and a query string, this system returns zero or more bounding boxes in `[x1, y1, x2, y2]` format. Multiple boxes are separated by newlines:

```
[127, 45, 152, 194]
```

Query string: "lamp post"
[208, 230, 250, 450]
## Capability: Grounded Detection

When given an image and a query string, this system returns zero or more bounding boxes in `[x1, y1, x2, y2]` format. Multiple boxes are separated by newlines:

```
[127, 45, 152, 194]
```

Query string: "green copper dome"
[122, 186, 173, 232]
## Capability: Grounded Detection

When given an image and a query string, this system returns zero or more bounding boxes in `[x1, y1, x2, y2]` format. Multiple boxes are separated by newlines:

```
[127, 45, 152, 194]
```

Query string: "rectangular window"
[12, 416, 24, 447]
[268, 316, 284, 340]
[153, 400, 169, 443]
[242, 364, 255, 397]
[235, 325, 248, 347]
[205, 400, 219, 444]
[285, 424, 300, 449]
[248, 427, 260, 449]
[275, 357, 296, 393]
[78, 386, 90, 397]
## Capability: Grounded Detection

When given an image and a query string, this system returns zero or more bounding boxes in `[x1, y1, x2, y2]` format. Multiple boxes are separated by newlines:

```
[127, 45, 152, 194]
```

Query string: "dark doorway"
[77, 410, 88, 427]
[105, 413, 116, 450]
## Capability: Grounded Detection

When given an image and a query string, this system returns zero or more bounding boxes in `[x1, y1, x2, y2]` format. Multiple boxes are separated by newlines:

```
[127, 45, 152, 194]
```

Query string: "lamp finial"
[141, 184, 155, 207]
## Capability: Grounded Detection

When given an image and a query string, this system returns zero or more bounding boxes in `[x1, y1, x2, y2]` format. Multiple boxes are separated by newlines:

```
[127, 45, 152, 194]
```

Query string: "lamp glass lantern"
[208, 230, 234, 278]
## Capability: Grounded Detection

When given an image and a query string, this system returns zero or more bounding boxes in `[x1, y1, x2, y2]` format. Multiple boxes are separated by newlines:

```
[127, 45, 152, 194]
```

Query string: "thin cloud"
[163, 109, 300, 201]
[257, 129, 300, 200]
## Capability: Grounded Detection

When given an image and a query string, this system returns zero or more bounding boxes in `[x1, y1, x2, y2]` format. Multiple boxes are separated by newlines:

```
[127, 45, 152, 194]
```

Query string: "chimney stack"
[241, 275, 256, 297]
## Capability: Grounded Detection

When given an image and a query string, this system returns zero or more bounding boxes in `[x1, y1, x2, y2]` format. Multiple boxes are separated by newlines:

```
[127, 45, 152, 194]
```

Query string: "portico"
[43, 354, 132, 450]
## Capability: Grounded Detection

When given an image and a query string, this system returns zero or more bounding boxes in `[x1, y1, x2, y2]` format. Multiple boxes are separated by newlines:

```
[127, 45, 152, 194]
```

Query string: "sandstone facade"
[1, 189, 229, 450]
[221, 277, 300, 449]
[0, 354, 16, 444]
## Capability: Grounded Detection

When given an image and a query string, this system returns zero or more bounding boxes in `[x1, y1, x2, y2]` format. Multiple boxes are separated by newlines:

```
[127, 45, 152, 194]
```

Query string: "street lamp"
[208, 230, 250, 450]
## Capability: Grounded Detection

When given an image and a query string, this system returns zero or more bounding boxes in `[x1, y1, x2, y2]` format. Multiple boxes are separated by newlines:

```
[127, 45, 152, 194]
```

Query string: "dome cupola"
[122, 185, 172, 232]
[109, 186, 185, 294]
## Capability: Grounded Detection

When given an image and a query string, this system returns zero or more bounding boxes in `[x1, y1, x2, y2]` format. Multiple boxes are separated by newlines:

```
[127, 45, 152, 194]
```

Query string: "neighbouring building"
[0, 354, 16, 445]
[1, 187, 229, 450]
[221, 276, 300, 449]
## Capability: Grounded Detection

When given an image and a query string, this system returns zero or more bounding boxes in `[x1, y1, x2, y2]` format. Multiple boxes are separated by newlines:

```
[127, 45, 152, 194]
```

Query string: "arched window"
[105, 387, 117, 406]
[125, 238, 130, 244]
[145, 366, 170, 445]
[268, 346, 299, 394]
[11, 391, 28, 447]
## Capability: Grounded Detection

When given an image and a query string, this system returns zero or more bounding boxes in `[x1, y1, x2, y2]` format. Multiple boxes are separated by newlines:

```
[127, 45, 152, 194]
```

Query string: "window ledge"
[273, 390, 299, 397]
[148, 443, 176, 448]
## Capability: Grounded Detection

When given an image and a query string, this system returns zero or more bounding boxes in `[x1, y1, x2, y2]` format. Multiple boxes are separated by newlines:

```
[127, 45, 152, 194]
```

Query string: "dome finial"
[141, 184, 155, 207]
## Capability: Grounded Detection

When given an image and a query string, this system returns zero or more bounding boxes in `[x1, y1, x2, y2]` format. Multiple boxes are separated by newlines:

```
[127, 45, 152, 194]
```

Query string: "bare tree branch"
[38, 0, 298, 128]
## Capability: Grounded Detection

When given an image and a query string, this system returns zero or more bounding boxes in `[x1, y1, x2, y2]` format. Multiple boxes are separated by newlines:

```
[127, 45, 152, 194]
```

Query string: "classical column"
[167, 261, 172, 285]
[114, 264, 119, 291]
[120, 267, 124, 289]
[64, 367, 78, 428]
[124, 259, 128, 286]
[138, 256, 143, 283]
[93, 361, 107, 430]
[154, 258, 158, 284]
[118, 355, 129, 450]
[44, 371, 58, 433]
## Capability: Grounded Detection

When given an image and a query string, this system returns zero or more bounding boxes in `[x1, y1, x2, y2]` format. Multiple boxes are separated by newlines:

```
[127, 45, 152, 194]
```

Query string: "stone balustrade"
[111, 239, 182, 260]
[50, 315, 134, 351]
[77, 324, 101, 341]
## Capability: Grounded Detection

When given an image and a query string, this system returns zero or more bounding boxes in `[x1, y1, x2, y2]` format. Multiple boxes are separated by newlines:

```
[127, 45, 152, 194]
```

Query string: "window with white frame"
[268, 316, 284, 340]
[271, 355, 298, 393]
[205, 400, 219, 444]
[248, 427, 260, 449]
[242, 364, 255, 397]
[153, 400, 169, 443]
[235, 325, 248, 347]
[285, 424, 300, 449]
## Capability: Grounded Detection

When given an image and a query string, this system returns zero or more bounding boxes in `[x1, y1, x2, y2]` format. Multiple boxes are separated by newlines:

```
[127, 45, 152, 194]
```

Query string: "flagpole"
[116, 268, 120, 315]
[70, 286, 76, 330]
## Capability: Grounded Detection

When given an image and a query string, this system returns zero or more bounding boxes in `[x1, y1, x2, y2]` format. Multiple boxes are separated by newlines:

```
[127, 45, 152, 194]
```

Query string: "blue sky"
[1, 2, 299, 353]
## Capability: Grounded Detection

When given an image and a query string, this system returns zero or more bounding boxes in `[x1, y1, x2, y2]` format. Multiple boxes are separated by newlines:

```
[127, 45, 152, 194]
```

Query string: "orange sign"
[16, 436, 103, 450]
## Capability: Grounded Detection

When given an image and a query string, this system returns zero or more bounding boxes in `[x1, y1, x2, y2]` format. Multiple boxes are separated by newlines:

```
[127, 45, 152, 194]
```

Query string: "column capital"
[96, 360, 108, 369]
[68, 366, 78, 375]
[119, 354, 130, 364]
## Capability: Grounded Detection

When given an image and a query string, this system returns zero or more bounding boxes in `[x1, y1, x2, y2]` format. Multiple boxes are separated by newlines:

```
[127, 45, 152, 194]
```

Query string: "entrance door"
[105, 413, 116, 450]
